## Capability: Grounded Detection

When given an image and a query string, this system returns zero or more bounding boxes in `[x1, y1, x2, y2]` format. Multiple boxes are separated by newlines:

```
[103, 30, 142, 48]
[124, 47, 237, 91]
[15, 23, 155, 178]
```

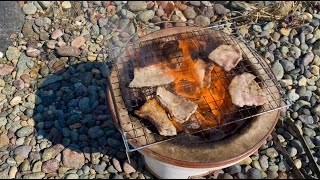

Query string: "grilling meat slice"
[193, 59, 206, 88]
[202, 64, 215, 89]
[156, 86, 198, 124]
[208, 44, 242, 72]
[135, 98, 177, 136]
[183, 111, 205, 130]
[129, 63, 175, 88]
[229, 72, 267, 107]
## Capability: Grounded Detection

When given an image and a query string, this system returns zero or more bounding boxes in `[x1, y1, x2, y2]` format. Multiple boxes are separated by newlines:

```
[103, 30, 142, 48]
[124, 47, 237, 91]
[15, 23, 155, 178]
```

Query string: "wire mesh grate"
[107, 28, 292, 152]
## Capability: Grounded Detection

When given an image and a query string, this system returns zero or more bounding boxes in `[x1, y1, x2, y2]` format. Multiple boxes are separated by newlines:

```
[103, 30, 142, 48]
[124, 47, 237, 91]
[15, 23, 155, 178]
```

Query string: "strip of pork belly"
[192, 59, 206, 88]
[156, 86, 198, 124]
[228, 72, 267, 107]
[202, 63, 215, 89]
[129, 63, 175, 88]
[208, 44, 243, 72]
[135, 98, 177, 136]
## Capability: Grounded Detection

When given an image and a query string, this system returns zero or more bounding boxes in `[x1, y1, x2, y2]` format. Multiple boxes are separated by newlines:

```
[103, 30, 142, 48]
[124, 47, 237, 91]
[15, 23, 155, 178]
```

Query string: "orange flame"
[167, 37, 233, 128]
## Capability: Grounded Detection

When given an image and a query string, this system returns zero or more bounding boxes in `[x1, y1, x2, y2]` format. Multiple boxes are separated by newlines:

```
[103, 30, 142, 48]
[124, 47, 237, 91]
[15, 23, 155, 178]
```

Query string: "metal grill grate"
[107, 28, 292, 152]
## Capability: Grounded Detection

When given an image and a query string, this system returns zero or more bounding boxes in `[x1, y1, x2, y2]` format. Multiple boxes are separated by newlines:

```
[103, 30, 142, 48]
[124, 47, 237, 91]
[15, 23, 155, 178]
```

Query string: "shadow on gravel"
[33, 61, 131, 160]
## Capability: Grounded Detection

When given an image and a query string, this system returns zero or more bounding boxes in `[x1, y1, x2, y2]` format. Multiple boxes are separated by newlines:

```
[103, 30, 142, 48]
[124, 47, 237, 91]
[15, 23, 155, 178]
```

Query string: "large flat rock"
[0, 1, 24, 53]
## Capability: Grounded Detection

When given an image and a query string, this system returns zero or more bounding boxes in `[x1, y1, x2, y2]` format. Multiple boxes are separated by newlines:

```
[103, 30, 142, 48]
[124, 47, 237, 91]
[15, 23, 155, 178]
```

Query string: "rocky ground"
[0, 1, 319, 179]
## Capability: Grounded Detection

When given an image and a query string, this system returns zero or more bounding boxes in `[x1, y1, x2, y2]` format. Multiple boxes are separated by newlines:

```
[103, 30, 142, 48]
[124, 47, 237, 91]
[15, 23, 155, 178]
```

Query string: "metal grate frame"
[107, 28, 292, 152]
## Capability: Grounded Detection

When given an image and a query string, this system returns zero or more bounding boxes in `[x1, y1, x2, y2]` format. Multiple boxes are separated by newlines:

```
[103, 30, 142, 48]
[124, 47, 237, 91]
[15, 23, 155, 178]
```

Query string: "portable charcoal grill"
[106, 26, 291, 157]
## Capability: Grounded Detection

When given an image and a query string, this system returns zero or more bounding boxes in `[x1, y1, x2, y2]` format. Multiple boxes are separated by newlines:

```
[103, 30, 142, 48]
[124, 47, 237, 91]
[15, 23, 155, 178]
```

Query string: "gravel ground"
[0, 1, 319, 179]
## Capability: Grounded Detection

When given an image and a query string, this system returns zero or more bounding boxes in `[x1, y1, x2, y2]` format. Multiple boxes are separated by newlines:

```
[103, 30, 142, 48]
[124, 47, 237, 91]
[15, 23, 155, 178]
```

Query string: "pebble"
[302, 52, 315, 66]
[280, 28, 290, 36]
[272, 61, 284, 80]
[214, 4, 230, 15]
[291, 140, 304, 154]
[79, 97, 91, 114]
[183, 7, 197, 20]
[128, 1, 147, 11]
[267, 170, 278, 179]
[26, 48, 41, 57]
[6, 46, 21, 61]
[280, 60, 295, 72]
[310, 65, 319, 75]
[88, 126, 104, 139]
[265, 148, 278, 158]
[259, 155, 269, 171]
[71, 36, 86, 48]
[120, 9, 136, 19]
[107, 165, 118, 173]
[23, 3, 37, 15]
[46, 40, 56, 49]
[247, 168, 261, 179]
[190, 1, 201, 6]
[253, 25, 262, 32]
[222, 173, 233, 179]
[294, 159, 302, 169]
[10, 96, 22, 106]
[66, 174, 79, 179]
[290, 46, 301, 59]
[225, 164, 241, 175]
[287, 147, 297, 157]
[0, 133, 9, 148]
[194, 15, 210, 27]
[38, 1, 51, 9]
[51, 29, 64, 40]
[112, 158, 123, 172]
[9, 166, 17, 179]
[298, 76, 307, 86]
[14, 145, 31, 158]
[33, 161, 43, 172]
[0, 64, 14, 76]
[311, 105, 320, 116]
[56, 46, 81, 57]
[263, 22, 274, 31]
[23, 172, 45, 179]
[62, 148, 85, 169]
[62, 1, 72, 9]
[138, 10, 155, 23]
[42, 159, 59, 173]
[16, 125, 34, 137]
[239, 157, 252, 165]
[298, 115, 313, 124]
[123, 159, 137, 174]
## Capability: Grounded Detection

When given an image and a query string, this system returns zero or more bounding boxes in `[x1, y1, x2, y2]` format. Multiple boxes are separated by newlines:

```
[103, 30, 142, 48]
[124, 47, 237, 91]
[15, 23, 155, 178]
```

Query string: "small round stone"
[62, 1, 72, 9]
[194, 15, 210, 27]
[294, 159, 302, 169]
[23, 3, 37, 15]
[10, 96, 22, 106]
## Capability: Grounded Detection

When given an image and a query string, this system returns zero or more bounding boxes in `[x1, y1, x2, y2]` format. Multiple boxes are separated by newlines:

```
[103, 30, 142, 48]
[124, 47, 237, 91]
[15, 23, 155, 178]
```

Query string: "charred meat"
[228, 72, 267, 107]
[135, 98, 177, 136]
[156, 86, 198, 124]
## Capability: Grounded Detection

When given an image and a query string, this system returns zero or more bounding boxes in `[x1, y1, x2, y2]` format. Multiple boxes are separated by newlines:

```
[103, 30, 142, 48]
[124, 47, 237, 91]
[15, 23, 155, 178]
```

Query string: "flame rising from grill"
[167, 37, 233, 128]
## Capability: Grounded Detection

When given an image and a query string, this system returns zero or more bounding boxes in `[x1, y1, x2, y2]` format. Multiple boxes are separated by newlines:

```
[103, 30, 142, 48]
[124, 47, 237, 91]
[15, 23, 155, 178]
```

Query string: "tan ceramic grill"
[106, 27, 290, 153]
